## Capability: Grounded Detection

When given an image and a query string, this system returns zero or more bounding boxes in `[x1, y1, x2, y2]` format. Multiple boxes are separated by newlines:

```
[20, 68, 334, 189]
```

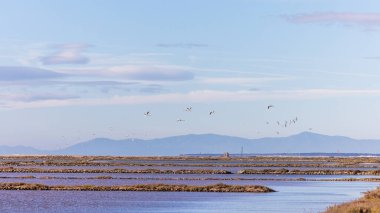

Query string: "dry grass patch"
[238, 169, 380, 175]
[0, 182, 275, 193]
[0, 167, 232, 174]
[326, 188, 380, 213]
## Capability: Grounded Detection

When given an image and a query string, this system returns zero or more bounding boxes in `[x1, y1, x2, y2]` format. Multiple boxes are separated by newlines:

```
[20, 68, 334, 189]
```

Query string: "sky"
[1, 0, 380, 149]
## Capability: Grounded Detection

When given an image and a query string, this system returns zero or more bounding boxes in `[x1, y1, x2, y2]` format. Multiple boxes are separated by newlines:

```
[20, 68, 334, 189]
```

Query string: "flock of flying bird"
[143, 105, 301, 135]
[59, 104, 306, 147]
[144, 106, 215, 122]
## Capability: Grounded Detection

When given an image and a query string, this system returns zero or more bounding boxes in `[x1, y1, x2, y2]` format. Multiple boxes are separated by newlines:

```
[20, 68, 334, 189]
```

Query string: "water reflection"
[0, 181, 376, 213]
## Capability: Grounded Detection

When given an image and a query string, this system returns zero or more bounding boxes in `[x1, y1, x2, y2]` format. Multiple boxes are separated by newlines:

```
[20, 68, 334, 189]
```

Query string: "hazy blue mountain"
[52, 132, 380, 156]
[1, 132, 380, 156]
[0, 145, 42, 155]
[52, 134, 249, 156]
[248, 132, 369, 153]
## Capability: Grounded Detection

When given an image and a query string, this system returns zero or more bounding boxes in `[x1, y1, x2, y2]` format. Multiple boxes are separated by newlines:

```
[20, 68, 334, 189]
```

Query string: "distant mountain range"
[1, 132, 380, 156]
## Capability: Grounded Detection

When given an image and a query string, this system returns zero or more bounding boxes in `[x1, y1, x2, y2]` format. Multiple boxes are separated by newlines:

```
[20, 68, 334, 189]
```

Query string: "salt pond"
[0, 180, 376, 213]
[0, 156, 379, 212]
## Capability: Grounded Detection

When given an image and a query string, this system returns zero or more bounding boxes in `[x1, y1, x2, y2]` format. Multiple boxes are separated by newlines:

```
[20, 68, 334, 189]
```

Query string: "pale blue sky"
[0, 0, 380, 149]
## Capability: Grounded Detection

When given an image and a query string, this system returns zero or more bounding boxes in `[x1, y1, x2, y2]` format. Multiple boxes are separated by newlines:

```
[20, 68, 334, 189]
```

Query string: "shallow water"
[0, 181, 377, 213]
[0, 157, 378, 212]
[92, 159, 333, 165]
[14, 165, 380, 173]
[1, 172, 379, 181]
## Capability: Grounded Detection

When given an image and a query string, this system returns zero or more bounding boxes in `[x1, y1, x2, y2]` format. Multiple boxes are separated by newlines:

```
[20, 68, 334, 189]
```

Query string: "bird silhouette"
[267, 105, 274, 109]
[144, 111, 151, 116]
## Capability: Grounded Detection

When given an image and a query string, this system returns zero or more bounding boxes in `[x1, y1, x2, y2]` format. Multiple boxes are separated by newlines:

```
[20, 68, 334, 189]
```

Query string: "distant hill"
[52, 134, 250, 156]
[1, 132, 380, 156]
[0, 145, 42, 155]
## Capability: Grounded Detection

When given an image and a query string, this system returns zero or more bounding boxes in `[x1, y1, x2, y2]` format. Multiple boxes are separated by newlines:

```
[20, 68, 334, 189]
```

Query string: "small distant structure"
[223, 152, 230, 158]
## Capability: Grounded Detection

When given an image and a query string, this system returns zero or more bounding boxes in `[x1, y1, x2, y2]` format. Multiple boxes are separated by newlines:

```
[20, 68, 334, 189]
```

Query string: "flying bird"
[209, 110, 215, 115]
[185, 107, 192, 112]
[177, 119, 185, 122]
[144, 111, 151, 116]
[267, 105, 274, 110]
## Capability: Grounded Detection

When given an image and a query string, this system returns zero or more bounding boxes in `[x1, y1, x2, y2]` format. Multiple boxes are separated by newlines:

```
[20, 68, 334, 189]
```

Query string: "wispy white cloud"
[199, 77, 290, 85]
[283, 12, 380, 28]
[139, 84, 164, 93]
[0, 93, 78, 104]
[0, 66, 65, 81]
[18, 94, 80, 102]
[108, 65, 194, 81]
[40, 43, 90, 65]
[157, 43, 208, 48]
[58, 65, 195, 81]
[3, 88, 380, 109]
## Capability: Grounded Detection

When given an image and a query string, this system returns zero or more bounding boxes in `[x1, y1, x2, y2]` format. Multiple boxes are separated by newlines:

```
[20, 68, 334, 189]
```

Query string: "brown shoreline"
[0, 167, 232, 174]
[2, 167, 380, 175]
[2, 175, 380, 182]
[237, 169, 380, 175]
[0, 162, 372, 168]
[0, 182, 275, 193]
[1, 156, 380, 170]
[1, 155, 380, 163]
[325, 187, 380, 212]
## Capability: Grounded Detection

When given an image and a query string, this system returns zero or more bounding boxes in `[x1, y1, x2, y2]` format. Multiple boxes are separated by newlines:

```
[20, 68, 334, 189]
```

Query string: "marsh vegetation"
[0, 155, 378, 212]
[325, 187, 380, 213]
[0, 182, 275, 193]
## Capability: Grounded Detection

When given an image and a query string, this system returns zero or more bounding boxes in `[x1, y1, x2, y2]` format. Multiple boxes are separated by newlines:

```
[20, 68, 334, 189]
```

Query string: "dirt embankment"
[0, 182, 275, 193]
[238, 169, 380, 175]
[325, 187, 380, 213]
[0, 167, 232, 174]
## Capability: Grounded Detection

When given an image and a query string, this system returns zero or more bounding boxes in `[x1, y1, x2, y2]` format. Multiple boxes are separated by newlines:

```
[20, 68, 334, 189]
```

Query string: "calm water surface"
[16, 165, 380, 173]
[0, 158, 378, 212]
[0, 181, 377, 213]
